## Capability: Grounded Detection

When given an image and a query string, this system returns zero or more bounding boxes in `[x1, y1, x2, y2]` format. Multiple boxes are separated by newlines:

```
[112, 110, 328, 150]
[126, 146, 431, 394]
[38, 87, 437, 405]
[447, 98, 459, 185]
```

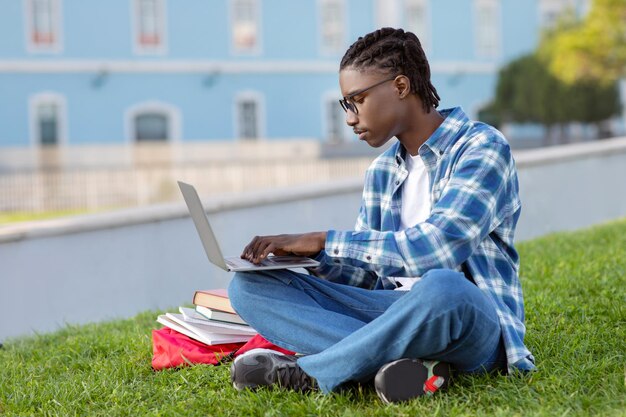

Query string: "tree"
[486, 54, 568, 142]
[565, 81, 622, 138]
[540, 0, 626, 85]
[481, 53, 621, 142]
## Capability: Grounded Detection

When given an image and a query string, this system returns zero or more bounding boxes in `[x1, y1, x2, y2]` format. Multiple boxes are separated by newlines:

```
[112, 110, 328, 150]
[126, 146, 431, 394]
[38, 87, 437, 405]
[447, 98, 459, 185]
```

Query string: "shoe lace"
[276, 363, 316, 392]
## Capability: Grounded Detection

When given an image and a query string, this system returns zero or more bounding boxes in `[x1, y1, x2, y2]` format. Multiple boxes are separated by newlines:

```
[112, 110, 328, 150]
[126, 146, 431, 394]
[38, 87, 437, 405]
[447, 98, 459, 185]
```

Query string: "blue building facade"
[0, 0, 589, 148]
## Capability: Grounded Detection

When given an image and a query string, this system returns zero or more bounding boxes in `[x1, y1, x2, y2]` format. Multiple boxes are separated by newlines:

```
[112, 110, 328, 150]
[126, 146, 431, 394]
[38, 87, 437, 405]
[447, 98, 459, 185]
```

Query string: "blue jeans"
[228, 268, 506, 393]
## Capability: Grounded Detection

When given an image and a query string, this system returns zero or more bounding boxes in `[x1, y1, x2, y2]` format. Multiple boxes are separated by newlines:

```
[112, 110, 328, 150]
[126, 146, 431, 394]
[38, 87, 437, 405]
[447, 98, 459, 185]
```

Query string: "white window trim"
[374, 0, 400, 29]
[402, 0, 432, 54]
[131, 0, 169, 56]
[321, 91, 352, 143]
[229, 0, 263, 56]
[538, 0, 564, 29]
[317, 0, 347, 56]
[29, 92, 68, 147]
[473, 0, 502, 60]
[23, 0, 64, 54]
[234, 91, 265, 140]
[0, 59, 498, 74]
[124, 101, 181, 143]
[538, 0, 587, 29]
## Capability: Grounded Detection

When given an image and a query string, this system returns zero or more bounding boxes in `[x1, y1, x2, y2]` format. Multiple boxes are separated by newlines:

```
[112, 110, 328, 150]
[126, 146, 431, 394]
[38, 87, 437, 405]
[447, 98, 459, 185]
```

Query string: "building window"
[538, 0, 583, 29]
[29, 93, 67, 146]
[238, 100, 259, 139]
[474, 0, 501, 59]
[404, 0, 430, 53]
[133, 0, 167, 54]
[231, 0, 260, 54]
[324, 96, 350, 143]
[25, 0, 62, 52]
[375, 0, 400, 28]
[236, 94, 263, 140]
[319, 0, 345, 54]
[38, 103, 60, 145]
[539, 0, 561, 28]
[125, 102, 181, 143]
[135, 113, 168, 141]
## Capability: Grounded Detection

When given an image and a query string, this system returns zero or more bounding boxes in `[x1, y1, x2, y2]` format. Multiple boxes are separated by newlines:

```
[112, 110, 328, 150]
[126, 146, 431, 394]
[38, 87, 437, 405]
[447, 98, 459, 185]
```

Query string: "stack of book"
[157, 289, 257, 345]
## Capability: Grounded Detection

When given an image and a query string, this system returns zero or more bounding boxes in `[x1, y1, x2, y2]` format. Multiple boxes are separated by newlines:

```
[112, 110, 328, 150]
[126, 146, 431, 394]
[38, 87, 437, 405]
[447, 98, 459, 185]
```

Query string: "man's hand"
[241, 232, 327, 264]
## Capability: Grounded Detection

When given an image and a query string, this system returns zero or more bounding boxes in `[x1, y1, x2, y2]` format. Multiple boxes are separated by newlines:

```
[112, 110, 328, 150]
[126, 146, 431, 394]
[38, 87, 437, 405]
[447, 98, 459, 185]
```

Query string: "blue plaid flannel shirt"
[310, 107, 535, 372]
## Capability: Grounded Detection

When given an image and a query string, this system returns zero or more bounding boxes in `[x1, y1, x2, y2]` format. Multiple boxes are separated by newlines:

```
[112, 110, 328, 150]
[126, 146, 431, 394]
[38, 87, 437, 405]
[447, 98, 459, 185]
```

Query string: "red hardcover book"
[192, 289, 236, 314]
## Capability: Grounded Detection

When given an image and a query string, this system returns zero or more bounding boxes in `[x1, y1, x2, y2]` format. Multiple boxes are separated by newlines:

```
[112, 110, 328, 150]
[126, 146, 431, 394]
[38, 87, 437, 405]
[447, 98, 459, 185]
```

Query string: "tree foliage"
[540, 0, 626, 84]
[482, 53, 621, 138]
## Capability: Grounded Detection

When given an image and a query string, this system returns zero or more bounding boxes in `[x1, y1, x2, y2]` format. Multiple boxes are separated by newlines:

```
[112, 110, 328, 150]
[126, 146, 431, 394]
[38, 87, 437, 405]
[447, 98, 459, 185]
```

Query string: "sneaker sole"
[374, 359, 450, 404]
[231, 348, 288, 391]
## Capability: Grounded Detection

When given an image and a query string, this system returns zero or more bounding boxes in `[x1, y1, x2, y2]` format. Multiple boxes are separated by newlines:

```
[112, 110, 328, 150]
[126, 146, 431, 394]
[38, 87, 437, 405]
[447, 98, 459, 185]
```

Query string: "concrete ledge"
[2, 136, 626, 245]
[514, 136, 626, 167]
[0, 177, 364, 244]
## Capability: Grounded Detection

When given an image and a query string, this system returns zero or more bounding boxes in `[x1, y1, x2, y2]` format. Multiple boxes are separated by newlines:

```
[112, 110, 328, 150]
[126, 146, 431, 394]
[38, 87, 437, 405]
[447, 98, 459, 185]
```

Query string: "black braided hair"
[340, 27, 440, 112]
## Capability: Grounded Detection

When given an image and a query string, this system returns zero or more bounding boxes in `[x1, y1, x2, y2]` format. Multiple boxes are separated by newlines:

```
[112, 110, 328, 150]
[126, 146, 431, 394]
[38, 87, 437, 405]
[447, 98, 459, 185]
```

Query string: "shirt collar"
[423, 107, 469, 155]
[394, 107, 469, 164]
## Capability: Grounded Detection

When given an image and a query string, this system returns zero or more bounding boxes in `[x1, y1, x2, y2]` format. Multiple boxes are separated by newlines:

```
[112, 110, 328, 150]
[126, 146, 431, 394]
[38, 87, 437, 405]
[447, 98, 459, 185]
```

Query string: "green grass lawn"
[1, 220, 625, 416]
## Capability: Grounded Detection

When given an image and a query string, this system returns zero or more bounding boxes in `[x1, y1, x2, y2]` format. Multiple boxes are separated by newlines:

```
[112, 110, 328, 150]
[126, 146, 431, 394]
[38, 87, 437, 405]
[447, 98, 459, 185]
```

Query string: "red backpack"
[152, 327, 295, 370]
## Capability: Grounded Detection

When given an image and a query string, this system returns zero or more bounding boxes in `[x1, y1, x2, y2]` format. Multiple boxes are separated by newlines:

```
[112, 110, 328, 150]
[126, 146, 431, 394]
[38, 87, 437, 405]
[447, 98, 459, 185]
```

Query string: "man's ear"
[394, 75, 411, 99]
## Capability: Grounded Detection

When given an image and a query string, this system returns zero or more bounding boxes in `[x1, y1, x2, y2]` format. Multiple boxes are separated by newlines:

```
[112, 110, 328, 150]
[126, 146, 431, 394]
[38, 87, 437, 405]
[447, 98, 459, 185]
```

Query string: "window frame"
[318, 0, 347, 56]
[234, 92, 265, 140]
[124, 101, 181, 144]
[402, 0, 431, 54]
[473, 0, 502, 59]
[134, 113, 170, 142]
[537, 0, 585, 29]
[374, 0, 400, 29]
[132, 0, 168, 56]
[322, 91, 352, 143]
[230, 0, 262, 56]
[24, 0, 63, 54]
[29, 92, 68, 147]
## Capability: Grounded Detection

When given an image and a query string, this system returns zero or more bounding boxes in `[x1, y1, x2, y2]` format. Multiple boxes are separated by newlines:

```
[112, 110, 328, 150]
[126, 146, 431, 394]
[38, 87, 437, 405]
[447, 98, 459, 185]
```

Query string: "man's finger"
[246, 236, 265, 260]
[255, 236, 271, 260]
[260, 242, 277, 260]
[253, 241, 274, 264]
[241, 236, 259, 259]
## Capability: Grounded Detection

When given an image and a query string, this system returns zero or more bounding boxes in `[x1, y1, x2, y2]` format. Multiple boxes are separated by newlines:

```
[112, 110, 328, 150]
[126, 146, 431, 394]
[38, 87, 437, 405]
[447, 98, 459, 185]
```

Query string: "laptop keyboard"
[226, 258, 256, 268]
[225, 256, 318, 269]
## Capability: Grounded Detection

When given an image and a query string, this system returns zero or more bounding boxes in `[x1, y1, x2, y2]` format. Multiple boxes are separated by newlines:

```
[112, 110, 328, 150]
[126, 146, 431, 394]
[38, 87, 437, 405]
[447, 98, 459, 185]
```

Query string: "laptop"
[178, 181, 320, 272]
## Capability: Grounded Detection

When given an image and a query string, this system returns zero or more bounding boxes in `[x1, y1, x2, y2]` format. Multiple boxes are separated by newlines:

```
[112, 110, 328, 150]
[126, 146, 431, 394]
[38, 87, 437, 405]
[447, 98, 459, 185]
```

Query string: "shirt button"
[395, 180, 400, 185]
[366, 255, 372, 261]
[333, 249, 339, 255]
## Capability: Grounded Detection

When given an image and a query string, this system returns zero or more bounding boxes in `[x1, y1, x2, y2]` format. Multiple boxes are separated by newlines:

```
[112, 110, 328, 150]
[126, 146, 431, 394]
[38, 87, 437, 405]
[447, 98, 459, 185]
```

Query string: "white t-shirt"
[392, 152, 431, 291]
[400, 153, 431, 230]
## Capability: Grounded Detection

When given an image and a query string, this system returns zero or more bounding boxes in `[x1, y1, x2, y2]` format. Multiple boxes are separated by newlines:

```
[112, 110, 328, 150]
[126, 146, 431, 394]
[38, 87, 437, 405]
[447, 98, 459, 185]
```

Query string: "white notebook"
[157, 313, 255, 345]
[178, 307, 255, 333]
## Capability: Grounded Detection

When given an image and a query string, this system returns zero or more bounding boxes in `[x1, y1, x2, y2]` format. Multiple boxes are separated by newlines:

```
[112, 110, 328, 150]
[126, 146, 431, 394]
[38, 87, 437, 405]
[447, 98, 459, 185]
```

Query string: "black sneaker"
[374, 359, 451, 403]
[230, 348, 317, 392]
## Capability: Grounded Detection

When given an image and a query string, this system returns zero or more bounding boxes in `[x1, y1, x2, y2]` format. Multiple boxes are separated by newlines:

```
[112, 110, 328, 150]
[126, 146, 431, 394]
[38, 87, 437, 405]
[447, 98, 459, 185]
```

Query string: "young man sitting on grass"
[227, 27, 535, 403]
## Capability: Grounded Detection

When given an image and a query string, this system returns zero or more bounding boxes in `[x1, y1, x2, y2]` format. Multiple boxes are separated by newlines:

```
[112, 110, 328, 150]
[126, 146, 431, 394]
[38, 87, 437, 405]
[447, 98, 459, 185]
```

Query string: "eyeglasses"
[339, 76, 398, 115]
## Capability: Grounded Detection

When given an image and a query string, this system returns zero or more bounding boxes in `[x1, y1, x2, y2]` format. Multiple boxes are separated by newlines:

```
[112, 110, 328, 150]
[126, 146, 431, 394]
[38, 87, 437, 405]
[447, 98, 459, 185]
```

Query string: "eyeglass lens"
[338, 76, 397, 115]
